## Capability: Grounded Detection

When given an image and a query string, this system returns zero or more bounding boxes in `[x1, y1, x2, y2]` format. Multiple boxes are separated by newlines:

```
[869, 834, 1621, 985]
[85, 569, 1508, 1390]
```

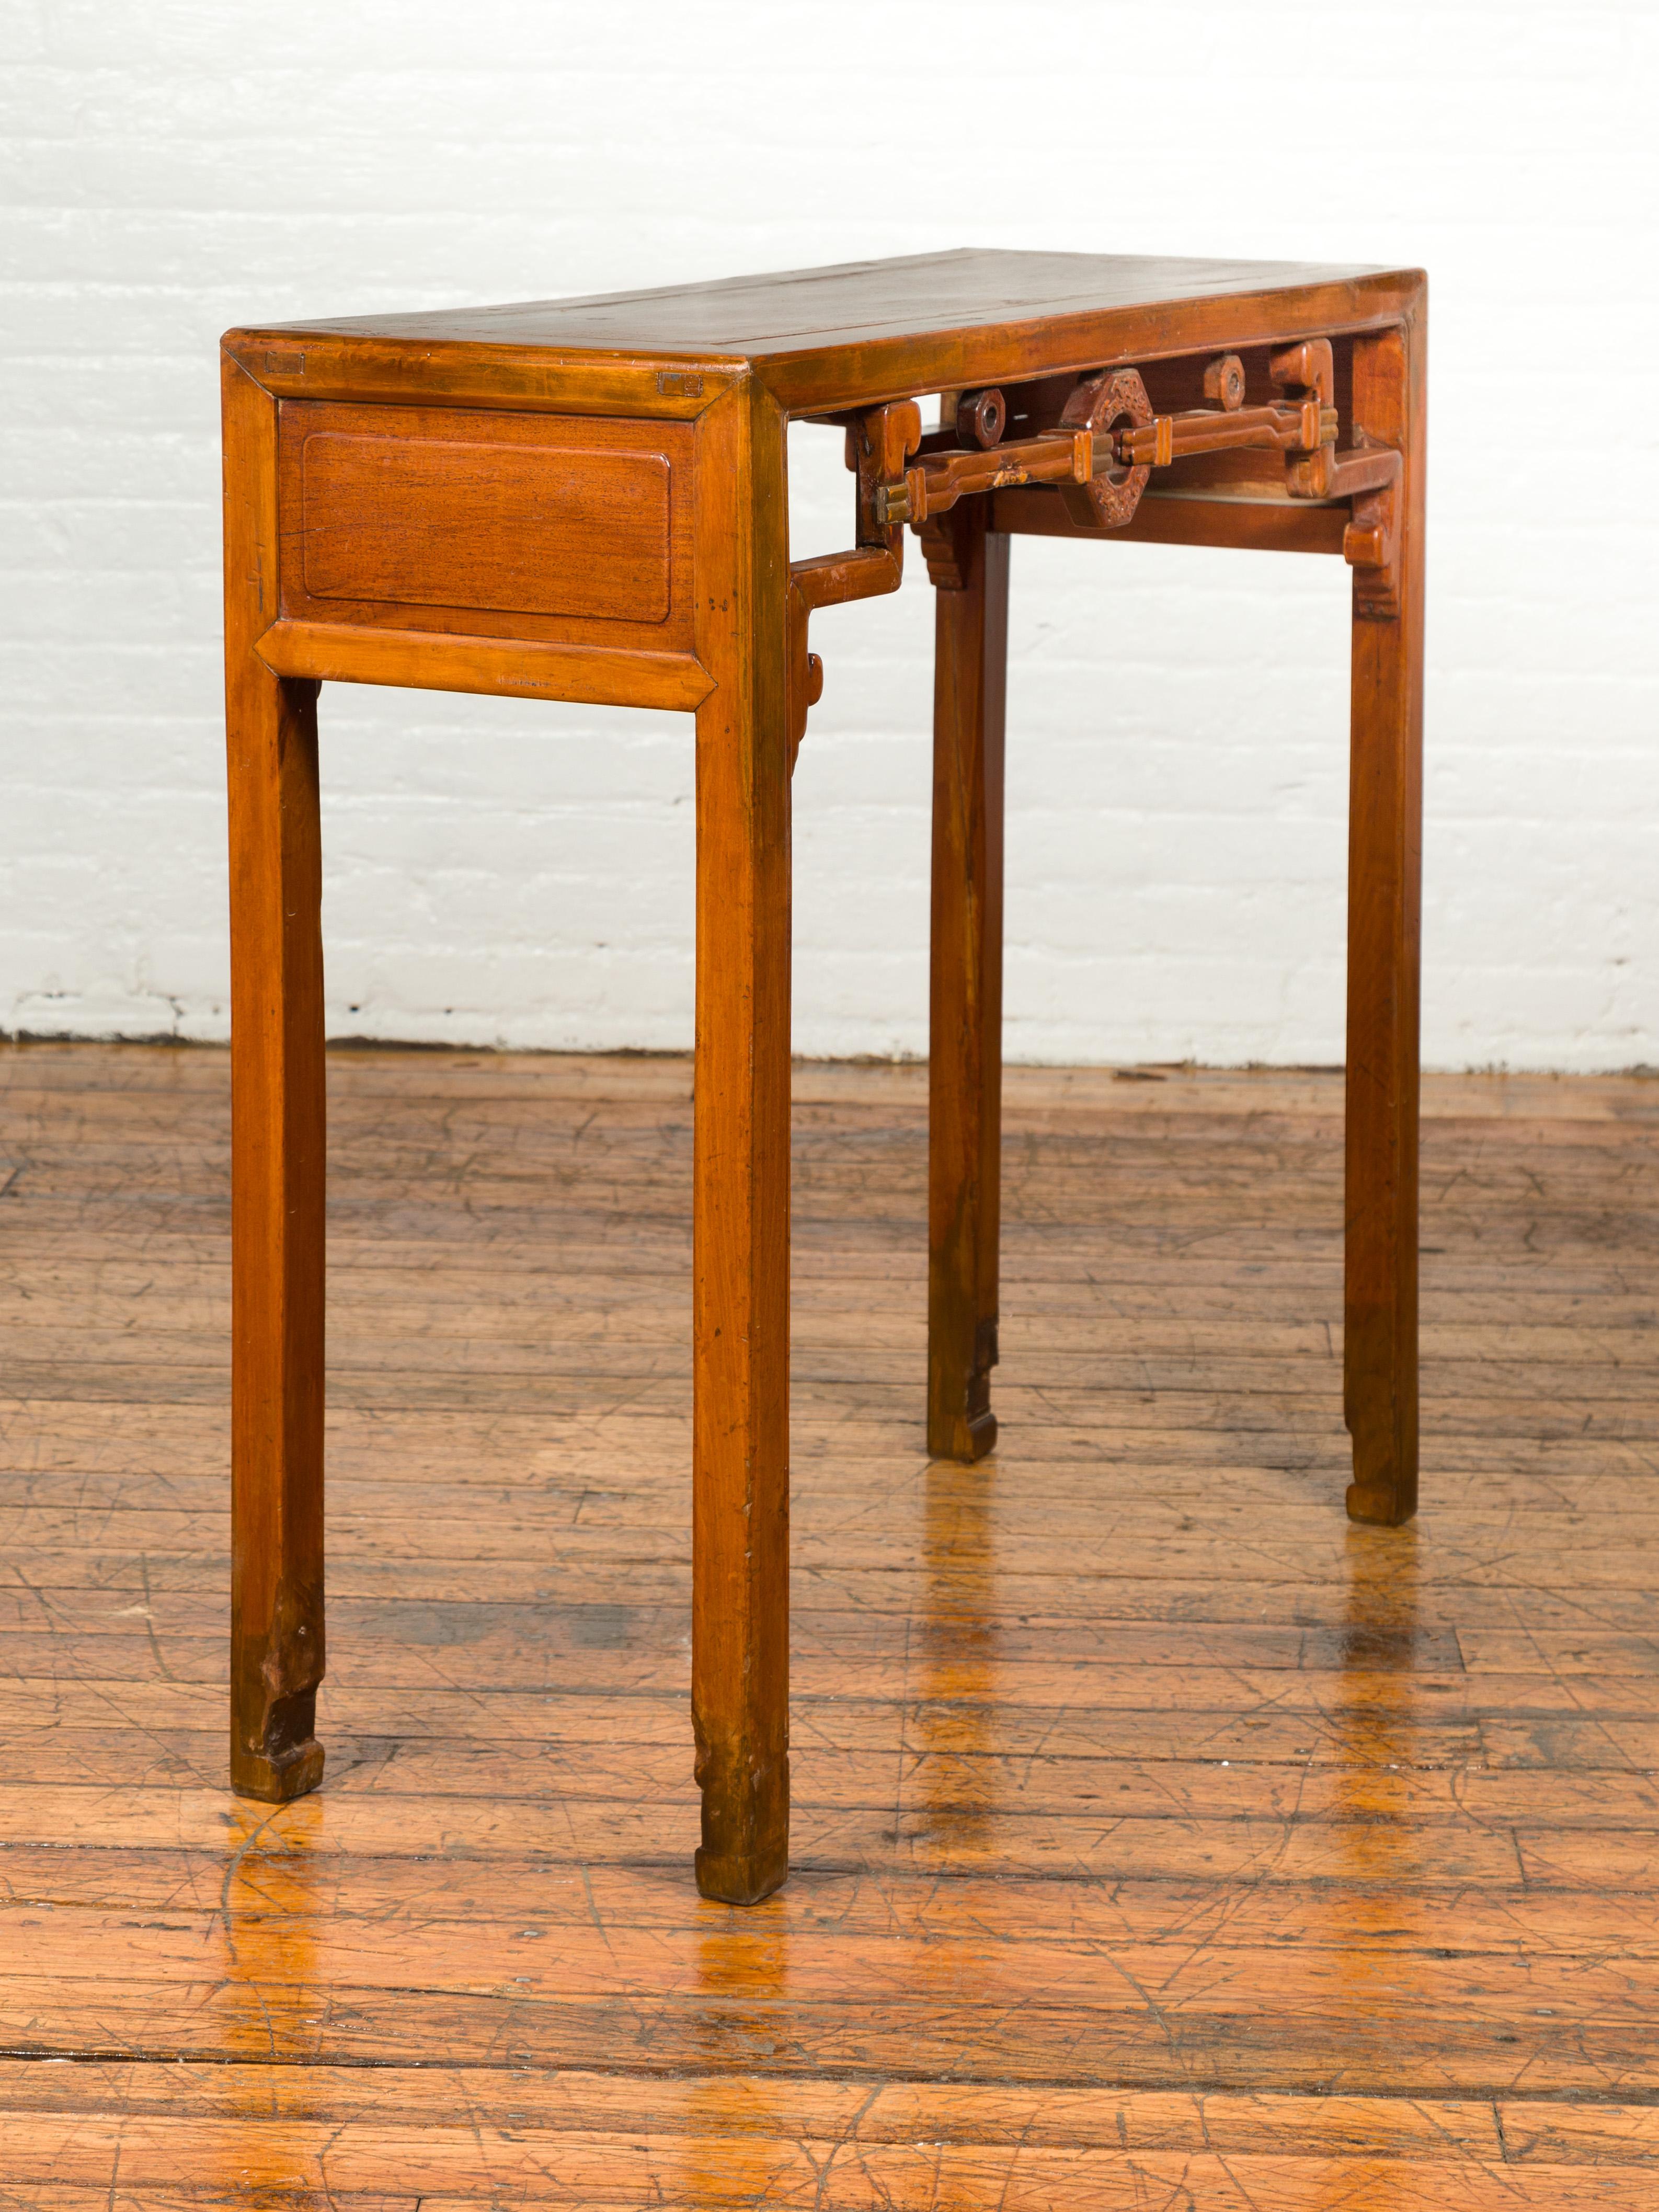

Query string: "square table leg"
[690, 386, 792, 1902]
[1344, 320, 1426, 1526]
[927, 505, 1010, 1463]
[223, 357, 327, 1798]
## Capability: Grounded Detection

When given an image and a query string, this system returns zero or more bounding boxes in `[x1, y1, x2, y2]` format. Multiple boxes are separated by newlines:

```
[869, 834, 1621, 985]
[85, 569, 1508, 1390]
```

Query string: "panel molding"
[277, 400, 696, 653]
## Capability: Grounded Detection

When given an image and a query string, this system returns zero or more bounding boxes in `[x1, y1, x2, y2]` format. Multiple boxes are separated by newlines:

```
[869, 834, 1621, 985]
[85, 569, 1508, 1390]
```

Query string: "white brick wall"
[3, 0, 1655, 1067]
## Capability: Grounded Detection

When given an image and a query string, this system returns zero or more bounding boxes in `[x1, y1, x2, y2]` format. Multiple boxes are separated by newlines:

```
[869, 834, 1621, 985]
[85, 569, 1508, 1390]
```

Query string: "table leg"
[927, 507, 1009, 1462]
[691, 387, 792, 1903]
[223, 359, 327, 1796]
[1344, 320, 1426, 1526]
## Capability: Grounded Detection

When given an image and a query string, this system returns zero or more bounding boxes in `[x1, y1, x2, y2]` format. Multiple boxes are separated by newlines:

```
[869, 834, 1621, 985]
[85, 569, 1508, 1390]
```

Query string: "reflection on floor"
[2, 1042, 1656, 2205]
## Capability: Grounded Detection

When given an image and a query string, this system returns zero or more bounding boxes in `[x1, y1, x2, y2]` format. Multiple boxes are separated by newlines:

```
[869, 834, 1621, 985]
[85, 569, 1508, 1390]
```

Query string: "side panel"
[277, 401, 697, 654]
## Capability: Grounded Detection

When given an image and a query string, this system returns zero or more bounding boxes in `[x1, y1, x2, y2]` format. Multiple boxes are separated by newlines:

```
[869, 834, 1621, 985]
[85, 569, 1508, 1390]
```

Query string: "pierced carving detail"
[834, 338, 1406, 621]
[1057, 368, 1154, 531]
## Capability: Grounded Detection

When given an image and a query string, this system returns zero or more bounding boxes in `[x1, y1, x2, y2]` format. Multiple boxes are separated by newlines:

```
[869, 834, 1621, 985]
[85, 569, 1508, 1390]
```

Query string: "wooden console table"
[221, 249, 1424, 1904]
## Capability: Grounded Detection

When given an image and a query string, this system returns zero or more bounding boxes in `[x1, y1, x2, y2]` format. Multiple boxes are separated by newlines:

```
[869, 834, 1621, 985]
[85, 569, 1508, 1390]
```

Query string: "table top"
[282, 248, 1399, 354]
[239, 248, 1424, 415]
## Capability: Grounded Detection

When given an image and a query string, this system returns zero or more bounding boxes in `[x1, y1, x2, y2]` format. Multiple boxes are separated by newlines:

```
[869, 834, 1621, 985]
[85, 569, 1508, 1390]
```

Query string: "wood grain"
[300, 431, 668, 621]
[224, 248, 1425, 416]
[230, 265, 1431, 1819]
[688, 383, 792, 1906]
[2, 1040, 1655, 2197]
[927, 503, 1008, 1461]
[991, 481, 1351, 555]
[1344, 316, 1426, 1525]
[221, 357, 327, 1805]
[254, 619, 713, 712]
[277, 400, 696, 651]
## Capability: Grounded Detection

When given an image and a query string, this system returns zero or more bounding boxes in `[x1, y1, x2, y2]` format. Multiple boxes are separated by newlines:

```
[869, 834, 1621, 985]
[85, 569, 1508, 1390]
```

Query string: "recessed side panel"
[302, 433, 671, 621]
[277, 401, 696, 652]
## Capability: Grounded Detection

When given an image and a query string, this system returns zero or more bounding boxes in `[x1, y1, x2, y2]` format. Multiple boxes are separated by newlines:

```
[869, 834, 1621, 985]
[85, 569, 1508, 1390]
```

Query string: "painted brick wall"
[4, 1, 1655, 1066]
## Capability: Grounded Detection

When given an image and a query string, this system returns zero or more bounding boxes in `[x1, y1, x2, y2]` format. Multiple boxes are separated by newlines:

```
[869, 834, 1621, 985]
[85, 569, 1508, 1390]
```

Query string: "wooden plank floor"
[2, 1040, 1657, 2206]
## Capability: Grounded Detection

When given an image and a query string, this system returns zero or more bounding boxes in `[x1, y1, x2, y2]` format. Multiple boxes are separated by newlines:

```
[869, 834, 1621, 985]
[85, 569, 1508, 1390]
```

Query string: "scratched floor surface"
[1, 1041, 1656, 2206]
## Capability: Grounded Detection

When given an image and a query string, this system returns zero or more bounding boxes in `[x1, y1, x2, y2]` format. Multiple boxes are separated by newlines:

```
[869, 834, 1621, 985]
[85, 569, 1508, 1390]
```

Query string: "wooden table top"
[237, 248, 1425, 414]
[276, 248, 1405, 356]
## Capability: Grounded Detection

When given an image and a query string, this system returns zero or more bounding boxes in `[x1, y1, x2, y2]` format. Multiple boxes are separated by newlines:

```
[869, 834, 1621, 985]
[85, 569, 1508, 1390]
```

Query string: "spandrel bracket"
[785, 399, 919, 772]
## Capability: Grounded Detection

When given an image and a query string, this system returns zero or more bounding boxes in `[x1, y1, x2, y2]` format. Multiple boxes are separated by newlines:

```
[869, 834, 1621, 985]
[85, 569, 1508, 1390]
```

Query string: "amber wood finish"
[298, 424, 667, 621]
[689, 384, 792, 1904]
[992, 479, 1352, 555]
[228, 248, 1423, 414]
[785, 543, 901, 770]
[928, 503, 1009, 1462]
[277, 400, 696, 648]
[2, 1042, 1655, 2204]
[220, 249, 1430, 1896]
[255, 618, 714, 712]
[1344, 320, 1425, 1525]
[782, 404, 919, 762]
[221, 359, 326, 1801]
